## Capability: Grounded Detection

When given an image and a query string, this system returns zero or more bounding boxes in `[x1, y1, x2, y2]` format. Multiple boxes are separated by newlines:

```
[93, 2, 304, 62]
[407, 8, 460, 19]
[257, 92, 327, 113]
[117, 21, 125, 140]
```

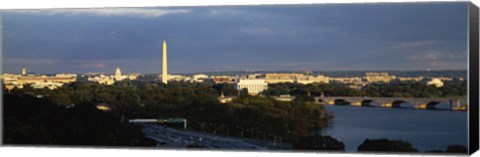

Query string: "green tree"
[239, 88, 249, 98]
[357, 139, 418, 152]
[97, 91, 113, 103]
[52, 93, 72, 106]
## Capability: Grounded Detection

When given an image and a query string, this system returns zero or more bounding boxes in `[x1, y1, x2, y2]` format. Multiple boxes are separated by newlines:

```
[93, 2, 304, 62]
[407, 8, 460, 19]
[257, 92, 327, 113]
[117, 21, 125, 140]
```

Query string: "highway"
[143, 124, 283, 150]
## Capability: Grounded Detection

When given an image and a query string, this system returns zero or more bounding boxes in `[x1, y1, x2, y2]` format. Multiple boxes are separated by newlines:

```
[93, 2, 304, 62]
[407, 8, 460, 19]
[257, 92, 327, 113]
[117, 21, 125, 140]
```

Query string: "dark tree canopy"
[426, 145, 468, 154]
[3, 94, 151, 146]
[445, 145, 468, 153]
[357, 139, 418, 152]
[293, 134, 345, 151]
[3, 81, 334, 147]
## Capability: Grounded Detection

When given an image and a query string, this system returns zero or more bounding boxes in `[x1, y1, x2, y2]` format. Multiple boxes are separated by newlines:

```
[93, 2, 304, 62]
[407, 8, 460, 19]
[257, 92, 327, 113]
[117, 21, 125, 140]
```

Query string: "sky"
[1, 2, 469, 74]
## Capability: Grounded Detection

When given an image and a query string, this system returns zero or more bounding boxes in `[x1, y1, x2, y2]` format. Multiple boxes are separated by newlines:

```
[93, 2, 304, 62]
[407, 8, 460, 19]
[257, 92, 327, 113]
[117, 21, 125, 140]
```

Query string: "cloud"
[408, 50, 466, 61]
[2, 4, 468, 73]
[8, 8, 191, 17]
[2, 57, 59, 64]
[82, 63, 106, 68]
[406, 50, 467, 69]
[208, 9, 244, 16]
[391, 40, 441, 49]
[239, 27, 275, 35]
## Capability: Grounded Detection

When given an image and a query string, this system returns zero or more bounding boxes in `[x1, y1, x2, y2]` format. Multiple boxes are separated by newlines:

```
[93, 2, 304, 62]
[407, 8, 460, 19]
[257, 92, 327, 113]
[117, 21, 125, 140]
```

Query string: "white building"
[236, 79, 268, 95]
[114, 67, 128, 81]
[247, 73, 264, 79]
[87, 68, 139, 85]
[192, 74, 209, 82]
[218, 93, 235, 104]
[274, 94, 295, 101]
[398, 76, 424, 82]
[427, 78, 444, 88]
[296, 75, 330, 84]
[87, 74, 115, 85]
[365, 72, 396, 83]
[165, 74, 188, 81]
[30, 82, 64, 90]
[128, 73, 139, 80]
[1, 67, 76, 90]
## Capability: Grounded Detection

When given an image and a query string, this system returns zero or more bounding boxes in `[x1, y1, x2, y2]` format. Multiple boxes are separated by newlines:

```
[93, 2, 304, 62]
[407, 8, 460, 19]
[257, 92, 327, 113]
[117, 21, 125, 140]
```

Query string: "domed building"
[114, 67, 127, 81]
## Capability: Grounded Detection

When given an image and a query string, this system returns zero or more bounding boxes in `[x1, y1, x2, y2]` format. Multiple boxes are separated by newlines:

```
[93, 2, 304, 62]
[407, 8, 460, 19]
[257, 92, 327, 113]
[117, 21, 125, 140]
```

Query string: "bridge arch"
[334, 99, 351, 105]
[361, 100, 373, 106]
[361, 100, 382, 107]
[424, 101, 455, 110]
[426, 101, 441, 109]
[391, 100, 414, 108]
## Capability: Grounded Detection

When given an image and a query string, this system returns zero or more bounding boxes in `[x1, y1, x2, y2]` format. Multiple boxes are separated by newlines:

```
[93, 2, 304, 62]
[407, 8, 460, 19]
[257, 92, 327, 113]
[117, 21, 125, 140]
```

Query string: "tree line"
[262, 80, 466, 98]
[292, 135, 467, 154]
[3, 93, 154, 146]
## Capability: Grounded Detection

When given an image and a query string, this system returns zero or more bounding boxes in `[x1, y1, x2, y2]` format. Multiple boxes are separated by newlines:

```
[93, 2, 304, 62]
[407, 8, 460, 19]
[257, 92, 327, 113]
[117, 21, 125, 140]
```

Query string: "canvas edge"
[468, 1, 479, 155]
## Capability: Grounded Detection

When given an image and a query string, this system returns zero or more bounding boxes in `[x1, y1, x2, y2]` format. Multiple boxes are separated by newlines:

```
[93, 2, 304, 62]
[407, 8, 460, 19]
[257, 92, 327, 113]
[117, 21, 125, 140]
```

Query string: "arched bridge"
[313, 96, 467, 110]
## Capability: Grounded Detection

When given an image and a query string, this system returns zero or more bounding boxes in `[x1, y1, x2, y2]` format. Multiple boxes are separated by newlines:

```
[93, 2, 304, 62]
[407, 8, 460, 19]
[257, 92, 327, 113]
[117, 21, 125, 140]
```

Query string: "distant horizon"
[3, 68, 468, 76]
[1, 2, 469, 74]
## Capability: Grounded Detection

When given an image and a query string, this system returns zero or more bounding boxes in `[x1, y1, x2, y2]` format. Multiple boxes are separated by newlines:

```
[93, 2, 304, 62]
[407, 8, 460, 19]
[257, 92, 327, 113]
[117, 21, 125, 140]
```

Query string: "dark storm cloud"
[1, 2, 469, 74]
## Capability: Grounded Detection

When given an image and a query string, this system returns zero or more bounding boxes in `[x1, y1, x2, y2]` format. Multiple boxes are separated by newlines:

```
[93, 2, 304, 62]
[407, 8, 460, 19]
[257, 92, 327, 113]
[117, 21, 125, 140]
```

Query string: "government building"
[1, 67, 77, 90]
[236, 79, 268, 95]
[265, 73, 329, 84]
[364, 72, 396, 83]
[86, 67, 139, 85]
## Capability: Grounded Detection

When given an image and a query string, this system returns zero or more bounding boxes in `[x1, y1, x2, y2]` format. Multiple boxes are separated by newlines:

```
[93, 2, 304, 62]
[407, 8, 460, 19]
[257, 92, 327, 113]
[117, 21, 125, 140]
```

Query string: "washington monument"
[162, 40, 168, 84]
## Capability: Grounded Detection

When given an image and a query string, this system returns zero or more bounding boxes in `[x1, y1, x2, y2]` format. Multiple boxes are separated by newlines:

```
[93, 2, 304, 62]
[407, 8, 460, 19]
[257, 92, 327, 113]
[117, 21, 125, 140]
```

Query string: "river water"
[320, 105, 468, 152]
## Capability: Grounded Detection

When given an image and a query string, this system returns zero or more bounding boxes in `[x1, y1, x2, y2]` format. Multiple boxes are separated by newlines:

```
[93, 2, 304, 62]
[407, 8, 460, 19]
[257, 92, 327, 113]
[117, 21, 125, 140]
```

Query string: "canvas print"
[0, 2, 475, 155]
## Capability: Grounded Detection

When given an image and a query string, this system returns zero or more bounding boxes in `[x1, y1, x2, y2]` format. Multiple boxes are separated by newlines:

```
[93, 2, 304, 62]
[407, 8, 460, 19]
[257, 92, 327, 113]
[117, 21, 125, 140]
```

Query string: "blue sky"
[1, 2, 469, 74]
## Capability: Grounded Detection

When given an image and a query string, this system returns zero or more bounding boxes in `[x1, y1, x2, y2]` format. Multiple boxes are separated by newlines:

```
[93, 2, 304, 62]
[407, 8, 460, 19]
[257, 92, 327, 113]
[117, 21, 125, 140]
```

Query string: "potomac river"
[321, 104, 468, 152]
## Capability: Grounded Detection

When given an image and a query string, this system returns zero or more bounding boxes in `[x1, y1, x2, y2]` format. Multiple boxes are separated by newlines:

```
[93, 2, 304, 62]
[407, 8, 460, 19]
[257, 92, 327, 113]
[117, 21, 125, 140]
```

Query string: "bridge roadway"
[313, 96, 467, 110]
[143, 124, 286, 150]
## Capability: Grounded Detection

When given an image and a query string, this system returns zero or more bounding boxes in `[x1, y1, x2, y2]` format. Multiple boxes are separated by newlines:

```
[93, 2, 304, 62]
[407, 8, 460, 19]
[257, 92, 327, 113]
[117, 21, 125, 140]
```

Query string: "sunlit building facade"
[365, 72, 396, 83]
[265, 73, 302, 83]
[236, 79, 268, 95]
[87, 68, 138, 85]
[427, 78, 444, 88]
[1, 67, 77, 90]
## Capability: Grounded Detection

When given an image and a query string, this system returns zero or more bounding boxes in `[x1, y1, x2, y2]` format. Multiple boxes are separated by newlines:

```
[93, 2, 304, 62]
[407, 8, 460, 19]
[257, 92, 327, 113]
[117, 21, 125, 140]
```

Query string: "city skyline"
[1, 2, 469, 74]
[2, 66, 468, 75]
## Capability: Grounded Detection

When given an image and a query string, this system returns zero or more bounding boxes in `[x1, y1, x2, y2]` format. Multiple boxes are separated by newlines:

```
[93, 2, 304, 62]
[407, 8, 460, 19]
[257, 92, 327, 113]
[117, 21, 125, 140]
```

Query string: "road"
[143, 124, 288, 150]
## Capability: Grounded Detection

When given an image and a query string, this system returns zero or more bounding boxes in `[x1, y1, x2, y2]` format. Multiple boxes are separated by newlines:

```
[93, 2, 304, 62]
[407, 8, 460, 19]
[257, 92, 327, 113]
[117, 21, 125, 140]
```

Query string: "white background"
[0, 0, 479, 157]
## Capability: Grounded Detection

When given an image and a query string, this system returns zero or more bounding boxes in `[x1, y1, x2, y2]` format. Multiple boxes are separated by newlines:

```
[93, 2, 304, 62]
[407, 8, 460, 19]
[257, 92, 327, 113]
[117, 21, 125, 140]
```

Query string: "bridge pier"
[351, 101, 362, 106]
[383, 103, 391, 108]
[314, 97, 336, 105]
[328, 100, 335, 105]
[412, 100, 427, 109]
[452, 99, 468, 111]
[413, 103, 427, 109]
